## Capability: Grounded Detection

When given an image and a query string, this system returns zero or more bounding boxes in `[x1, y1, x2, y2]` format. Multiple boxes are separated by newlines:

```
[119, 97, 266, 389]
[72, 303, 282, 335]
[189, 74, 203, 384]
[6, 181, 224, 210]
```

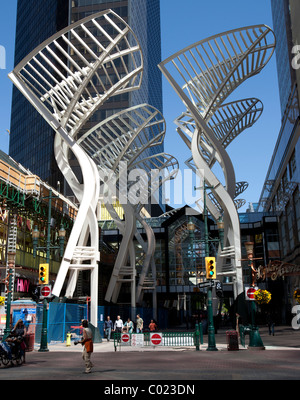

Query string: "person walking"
[266, 312, 275, 336]
[136, 314, 143, 333]
[114, 315, 123, 343]
[149, 319, 157, 332]
[114, 315, 123, 333]
[78, 319, 93, 374]
[104, 316, 113, 341]
[124, 318, 134, 334]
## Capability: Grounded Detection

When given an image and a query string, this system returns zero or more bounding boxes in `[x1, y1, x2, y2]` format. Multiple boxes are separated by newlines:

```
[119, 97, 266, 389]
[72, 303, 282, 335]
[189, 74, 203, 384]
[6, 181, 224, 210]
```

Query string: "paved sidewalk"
[38, 325, 300, 352]
[1, 325, 300, 381]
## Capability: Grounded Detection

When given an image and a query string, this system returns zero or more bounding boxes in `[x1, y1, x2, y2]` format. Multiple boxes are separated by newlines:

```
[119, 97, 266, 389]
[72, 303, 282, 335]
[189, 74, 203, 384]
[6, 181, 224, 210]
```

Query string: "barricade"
[114, 325, 203, 351]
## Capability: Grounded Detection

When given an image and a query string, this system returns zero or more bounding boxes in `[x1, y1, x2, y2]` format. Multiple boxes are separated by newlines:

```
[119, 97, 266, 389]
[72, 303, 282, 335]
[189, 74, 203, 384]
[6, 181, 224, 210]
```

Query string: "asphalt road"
[1, 325, 300, 384]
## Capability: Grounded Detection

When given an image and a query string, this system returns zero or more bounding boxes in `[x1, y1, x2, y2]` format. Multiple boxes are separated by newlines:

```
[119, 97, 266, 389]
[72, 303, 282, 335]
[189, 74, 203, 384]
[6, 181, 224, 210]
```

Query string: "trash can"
[226, 330, 239, 351]
[24, 333, 35, 352]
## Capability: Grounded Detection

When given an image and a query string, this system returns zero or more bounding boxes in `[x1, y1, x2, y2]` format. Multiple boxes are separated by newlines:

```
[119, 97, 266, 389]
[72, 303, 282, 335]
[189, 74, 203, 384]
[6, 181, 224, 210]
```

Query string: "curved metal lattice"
[80, 102, 178, 308]
[159, 25, 275, 297]
[78, 104, 165, 171]
[167, 25, 275, 115]
[11, 11, 143, 137]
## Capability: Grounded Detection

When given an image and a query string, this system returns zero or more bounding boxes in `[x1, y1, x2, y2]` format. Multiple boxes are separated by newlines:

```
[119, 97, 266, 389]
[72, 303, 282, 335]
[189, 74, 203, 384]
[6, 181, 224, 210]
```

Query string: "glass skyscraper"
[259, 0, 300, 267]
[9, 0, 163, 214]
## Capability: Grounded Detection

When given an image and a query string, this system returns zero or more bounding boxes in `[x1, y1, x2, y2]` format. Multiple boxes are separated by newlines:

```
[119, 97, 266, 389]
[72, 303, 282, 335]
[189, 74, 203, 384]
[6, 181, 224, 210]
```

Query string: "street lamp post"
[217, 217, 224, 251]
[244, 241, 265, 350]
[32, 189, 65, 352]
[193, 180, 218, 351]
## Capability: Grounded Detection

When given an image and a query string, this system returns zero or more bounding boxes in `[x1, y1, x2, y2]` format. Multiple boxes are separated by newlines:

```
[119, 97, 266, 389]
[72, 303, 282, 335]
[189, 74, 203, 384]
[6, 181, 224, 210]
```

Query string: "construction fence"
[10, 302, 170, 344]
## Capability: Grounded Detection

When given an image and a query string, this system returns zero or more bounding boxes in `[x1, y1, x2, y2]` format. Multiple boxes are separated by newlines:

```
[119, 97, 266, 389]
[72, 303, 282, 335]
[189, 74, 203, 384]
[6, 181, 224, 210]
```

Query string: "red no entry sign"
[150, 333, 162, 345]
[245, 286, 258, 301]
[40, 285, 51, 298]
[121, 333, 130, 343]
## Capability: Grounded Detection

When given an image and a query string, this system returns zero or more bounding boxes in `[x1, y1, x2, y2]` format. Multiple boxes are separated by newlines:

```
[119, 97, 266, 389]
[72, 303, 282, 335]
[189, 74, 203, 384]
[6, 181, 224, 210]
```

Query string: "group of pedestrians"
[103, 314, 158, 341]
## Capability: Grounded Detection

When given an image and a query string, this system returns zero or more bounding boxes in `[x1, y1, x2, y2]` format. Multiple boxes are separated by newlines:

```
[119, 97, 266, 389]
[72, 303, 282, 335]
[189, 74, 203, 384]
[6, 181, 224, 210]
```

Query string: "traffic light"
[215, 280, 223, 298]
[205, 257, 216, 279]
[39, 264, 49, 285]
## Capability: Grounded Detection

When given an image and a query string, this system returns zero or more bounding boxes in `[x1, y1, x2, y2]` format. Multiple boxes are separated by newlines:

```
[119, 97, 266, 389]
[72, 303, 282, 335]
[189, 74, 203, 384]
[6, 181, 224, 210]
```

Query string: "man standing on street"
[136, 314, 144, 333]
[114, 315, 123, 334]
[78, 319, 93, 374]
[104, 316, 113, 341]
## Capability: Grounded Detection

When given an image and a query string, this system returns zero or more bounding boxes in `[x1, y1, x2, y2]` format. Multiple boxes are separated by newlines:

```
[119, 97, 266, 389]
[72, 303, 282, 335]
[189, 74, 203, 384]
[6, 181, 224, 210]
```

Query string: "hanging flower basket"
[293, 289, 300, 304]
[254, 289, 272, 305]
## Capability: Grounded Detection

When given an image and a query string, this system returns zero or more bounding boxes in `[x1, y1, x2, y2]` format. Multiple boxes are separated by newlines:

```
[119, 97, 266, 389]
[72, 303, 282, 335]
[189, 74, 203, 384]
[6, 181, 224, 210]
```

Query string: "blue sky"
[0, 0, 281, 212]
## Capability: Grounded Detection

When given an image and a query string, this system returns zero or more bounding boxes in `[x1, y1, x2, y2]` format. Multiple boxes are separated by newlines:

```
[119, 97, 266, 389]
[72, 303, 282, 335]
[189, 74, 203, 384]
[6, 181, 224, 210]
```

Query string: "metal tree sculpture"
[9, 10, 143, 326]
[78, 104, 178, 315]
[159, 25, 275, 296]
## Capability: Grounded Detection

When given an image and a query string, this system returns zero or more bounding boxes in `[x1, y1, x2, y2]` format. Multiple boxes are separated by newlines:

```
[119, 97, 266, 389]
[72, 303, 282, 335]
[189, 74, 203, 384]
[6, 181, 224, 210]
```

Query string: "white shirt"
[114, 319, 123, 329]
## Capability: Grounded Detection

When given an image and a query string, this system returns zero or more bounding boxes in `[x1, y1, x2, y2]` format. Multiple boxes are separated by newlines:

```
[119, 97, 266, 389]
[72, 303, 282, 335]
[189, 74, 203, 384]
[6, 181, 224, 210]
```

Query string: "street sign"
[131, 333, 144, 347]
[150, 332, 163, 346]
[40, 285, 52, 298]
[121, 333, 130, 344]
[199, 281, 215, 289]
[245, 286, 258, 301]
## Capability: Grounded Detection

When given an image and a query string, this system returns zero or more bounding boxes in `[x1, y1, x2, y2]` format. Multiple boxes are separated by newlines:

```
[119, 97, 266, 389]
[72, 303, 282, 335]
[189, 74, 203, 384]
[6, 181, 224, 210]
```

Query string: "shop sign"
[15, 278, 30, 293]
[258, 260, 300, 281]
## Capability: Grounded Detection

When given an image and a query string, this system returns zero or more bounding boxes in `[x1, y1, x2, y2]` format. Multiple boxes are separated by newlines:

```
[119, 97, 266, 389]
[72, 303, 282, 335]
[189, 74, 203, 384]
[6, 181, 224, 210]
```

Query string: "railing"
[113, 324, 203, 351]
[0, 160, 40, 196]
[0, 159, 78, 220]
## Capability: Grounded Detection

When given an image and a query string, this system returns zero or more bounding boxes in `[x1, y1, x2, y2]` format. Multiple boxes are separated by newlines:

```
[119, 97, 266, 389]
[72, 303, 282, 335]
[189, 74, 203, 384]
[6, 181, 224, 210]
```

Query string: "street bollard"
[195, 323, 200, 351]
[66, 332, 71, 347]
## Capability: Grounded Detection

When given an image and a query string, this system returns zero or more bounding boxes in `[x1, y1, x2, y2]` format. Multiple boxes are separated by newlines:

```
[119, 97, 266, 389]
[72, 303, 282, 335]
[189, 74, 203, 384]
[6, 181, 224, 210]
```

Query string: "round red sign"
[151, 333, 162, 345]
[41, 286, 51, 297]
[122, 334, 130, 343]
[247, 287, 256, 300]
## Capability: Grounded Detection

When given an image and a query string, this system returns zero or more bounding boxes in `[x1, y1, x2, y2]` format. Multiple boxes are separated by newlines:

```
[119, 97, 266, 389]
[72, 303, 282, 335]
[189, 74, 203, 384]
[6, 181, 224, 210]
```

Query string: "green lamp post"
[193, 180, 218, 351]
[32, 189, 66, 352]
[244, 241, 265, 350]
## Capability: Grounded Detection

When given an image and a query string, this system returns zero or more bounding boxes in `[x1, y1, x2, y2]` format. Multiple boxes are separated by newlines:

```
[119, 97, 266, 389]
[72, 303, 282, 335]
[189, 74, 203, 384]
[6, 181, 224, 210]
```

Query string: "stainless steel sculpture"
[78, 104, 178, 315]
[9, 10, 143, 327]
[159, 25, 275, 296]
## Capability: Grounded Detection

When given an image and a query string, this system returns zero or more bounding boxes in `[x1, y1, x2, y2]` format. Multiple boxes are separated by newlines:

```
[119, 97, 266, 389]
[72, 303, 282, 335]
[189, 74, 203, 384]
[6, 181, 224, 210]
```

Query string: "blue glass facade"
[9, 0, 68, 188]
[271, 0, 296, 117]
[259, 0, 300, 265]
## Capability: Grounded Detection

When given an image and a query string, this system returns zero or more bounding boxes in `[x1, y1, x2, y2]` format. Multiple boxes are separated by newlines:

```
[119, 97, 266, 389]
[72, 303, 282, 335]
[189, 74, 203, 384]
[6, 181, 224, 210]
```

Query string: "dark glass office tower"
[270, 0, 297, 117]
[9, 0, 69, 189]
[259, 0, 300, 268]
[10, 0, 164, 213]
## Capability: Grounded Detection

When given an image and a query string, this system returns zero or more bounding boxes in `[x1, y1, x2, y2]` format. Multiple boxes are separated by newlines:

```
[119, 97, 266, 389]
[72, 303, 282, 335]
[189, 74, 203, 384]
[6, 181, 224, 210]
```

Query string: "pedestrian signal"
[205, 257, 216, 280]
[39, 264, 49, 285]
